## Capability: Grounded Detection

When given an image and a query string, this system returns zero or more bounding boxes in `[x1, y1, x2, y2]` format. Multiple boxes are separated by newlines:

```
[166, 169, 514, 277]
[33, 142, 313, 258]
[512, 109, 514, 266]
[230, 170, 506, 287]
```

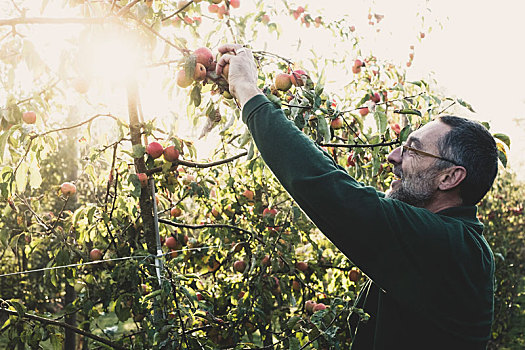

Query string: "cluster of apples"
[272, 69, 308, 93]
[137, 141, 180, 187]
[305, 300, 327, 314]
[290, 6, 323, 28]
[207, 0, 240, 19]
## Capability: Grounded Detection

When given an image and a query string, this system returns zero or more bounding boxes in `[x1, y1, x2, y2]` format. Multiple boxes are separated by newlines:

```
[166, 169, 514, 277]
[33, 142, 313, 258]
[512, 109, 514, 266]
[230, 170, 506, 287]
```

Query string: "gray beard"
[386, 170, 438, 207]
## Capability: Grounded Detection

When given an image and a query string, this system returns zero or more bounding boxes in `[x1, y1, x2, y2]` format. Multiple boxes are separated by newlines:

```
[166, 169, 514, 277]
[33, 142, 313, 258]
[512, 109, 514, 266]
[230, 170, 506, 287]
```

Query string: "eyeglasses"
[401, 144, 461, 167]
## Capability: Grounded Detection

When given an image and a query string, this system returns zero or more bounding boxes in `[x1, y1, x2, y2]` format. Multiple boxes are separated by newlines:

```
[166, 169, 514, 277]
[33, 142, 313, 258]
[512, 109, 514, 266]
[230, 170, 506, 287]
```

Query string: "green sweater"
[242, 95, 494, 349]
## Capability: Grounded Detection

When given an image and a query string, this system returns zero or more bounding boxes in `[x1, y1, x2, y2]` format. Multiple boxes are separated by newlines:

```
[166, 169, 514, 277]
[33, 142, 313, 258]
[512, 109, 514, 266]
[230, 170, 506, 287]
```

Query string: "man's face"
[386, 120, 452, 207]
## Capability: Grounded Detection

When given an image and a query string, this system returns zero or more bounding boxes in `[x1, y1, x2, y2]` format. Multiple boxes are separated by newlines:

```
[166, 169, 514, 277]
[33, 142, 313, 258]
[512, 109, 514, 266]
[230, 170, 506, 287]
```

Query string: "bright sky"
[4, 0, 524, 180]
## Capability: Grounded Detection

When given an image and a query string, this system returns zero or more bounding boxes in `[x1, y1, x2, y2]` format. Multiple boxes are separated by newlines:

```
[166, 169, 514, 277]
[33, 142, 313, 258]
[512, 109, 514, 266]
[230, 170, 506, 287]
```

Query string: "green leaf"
[493, 133, 510, 148]
[184, 54, 196, 83]
[0, 130, 10, 162]
[374, 110, 387, 133]
[190, 84, 201, 107]
[15, 162, 29, 193]
[457, 98, 476, 113]
[399, 125, 412, 142]
[481, 122, 490, 130]
[394, 109, 421, 117]
[317, 116, 331, 143]
[131, 144, 146, 159]
[496, 143, 507, 168]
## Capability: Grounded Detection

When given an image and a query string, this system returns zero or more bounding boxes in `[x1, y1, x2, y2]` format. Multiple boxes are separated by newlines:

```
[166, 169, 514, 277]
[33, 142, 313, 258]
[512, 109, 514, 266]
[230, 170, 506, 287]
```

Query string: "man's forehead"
[409, 120, 451, 146]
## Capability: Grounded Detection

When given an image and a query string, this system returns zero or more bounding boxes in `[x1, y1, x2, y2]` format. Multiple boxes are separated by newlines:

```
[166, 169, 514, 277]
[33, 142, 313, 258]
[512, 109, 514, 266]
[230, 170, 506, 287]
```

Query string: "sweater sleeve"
[242, 95, 494, 326]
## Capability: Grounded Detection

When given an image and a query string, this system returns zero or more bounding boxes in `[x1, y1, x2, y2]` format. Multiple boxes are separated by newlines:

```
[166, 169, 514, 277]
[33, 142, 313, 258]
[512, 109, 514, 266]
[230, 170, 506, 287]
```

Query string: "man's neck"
[424, 195, 464, 213]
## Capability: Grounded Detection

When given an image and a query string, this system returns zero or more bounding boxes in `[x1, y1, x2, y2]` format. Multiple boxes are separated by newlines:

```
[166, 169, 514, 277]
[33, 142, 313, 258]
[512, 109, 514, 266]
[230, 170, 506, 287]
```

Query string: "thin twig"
[318, 139, 399, 149]
[145, 151, 248, 175]
[0, 308, 128, 350]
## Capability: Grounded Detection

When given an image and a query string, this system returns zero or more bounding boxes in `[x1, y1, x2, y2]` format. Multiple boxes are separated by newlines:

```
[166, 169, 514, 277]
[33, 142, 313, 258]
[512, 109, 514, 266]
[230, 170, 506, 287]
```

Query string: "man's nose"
[387, 146, 402, 165]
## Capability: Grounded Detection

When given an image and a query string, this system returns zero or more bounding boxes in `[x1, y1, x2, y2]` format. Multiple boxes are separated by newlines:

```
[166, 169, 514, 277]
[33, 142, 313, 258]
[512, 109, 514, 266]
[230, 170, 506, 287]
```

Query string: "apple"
[217, 4, 228, 18]
[211, 207, 220, 218]
[354, 59, 363, 67]
[296, 6, 304, 14]
[60, 182, 77, 196]
[72, 77, 89, 94]
[146, 142, 164, 159]
[262, 14, 270, 24]
[229, 0, 240, 8]
[194, 63, 207, 81]
[233, 260, 247, 273]
[409, 53, 414, 60]
[196, 292, 203, 301]
[305, 300, 316, 314]
[182, 174, 195, 185]
[406, 61, 412, 67]
[391, 123, 401, 135]
[275, 73, 292, 91]
[163, 146, 180, 162]
[194, 47, 214, 69]
[261, 255, 270, 266]
[221, 63, 230, 80]
[141, 284, 149, 295]
[295, 261, 308, 272]
[352, 65, 361, 74]
[349, 269, 361, 282]
[22, 111, 37, 124]
[330, 117, 343, 130]
[137, 173, 148, 187]
[176, 69, 193, 88]
[370, 92, 381, 103]
[350, 25, 355, 32]
[313, 303, 327, 312]
[410, 45, 415, 50]
[347, 152, 356, 167]
[263, 207, 278, 218]
[242, 190, 254, 201]
[289, 69, 307, 87]
[170, 207, 182, 218]
[208, 4, 219, 12]
[292, 280, 301, 291]
[271, 276, 281, 295]
[420, 32, 425, 38]
[292, 11, 300, 20]
[165, 236, 178, 249]
[359, 107, 369, 116]
[90, 248, 103, 261]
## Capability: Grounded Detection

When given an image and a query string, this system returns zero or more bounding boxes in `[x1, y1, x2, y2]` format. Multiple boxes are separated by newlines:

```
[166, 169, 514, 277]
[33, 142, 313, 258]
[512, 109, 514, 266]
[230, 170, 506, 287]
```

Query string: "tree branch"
[145, 151, 248, 175]
[0, 17, 108, 26]
[0, 308, 128, 350]
[318, 139, 399, 148]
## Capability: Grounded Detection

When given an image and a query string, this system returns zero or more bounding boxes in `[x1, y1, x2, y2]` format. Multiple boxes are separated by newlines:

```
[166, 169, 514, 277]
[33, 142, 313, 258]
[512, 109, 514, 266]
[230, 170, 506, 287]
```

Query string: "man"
[216, 44, 498, 349]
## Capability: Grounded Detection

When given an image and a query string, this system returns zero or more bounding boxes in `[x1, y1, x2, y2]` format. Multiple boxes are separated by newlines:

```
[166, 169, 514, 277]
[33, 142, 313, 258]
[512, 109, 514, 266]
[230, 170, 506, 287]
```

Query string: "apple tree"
[0, 0, 515, 349]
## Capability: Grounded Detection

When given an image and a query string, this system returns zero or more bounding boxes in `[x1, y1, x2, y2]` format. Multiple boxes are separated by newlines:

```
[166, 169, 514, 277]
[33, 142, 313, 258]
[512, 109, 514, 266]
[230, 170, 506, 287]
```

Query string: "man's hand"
[216, 44, 263, 108]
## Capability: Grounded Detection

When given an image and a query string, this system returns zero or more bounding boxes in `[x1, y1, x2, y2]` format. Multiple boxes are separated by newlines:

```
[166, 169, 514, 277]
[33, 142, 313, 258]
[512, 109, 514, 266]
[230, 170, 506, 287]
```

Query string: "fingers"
[216, 53, 235, 76]
[217, 43, 243, 55]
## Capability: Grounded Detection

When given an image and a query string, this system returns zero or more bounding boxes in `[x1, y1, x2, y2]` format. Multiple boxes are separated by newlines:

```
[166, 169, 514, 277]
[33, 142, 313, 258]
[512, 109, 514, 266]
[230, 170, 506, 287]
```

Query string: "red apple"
[349, 269, 361, 282]
[194, 63, 207, 81]
[263, 207, 278, 218]
[359, 107, 369, 116]
[137, 173, 148, 187]
[313, 303, 327, 312]
[296, 261, 308, 272]
[242, 190, 254, 201]
[305, 300, 316, 314]
[292, 280, 301, 291]
[60, 182, 77, 196]
[146, 142, 164, 159]
[170, 207, 182, 218]
[350, 25, 355, 32]
[163, 146, 180, 162]
[233, 260, 247, 273]
[347, 152, 356, 167]
[229, 0, 240, 8]
[261, 255, 270, 266]
[354, 59, 363, 67]
[176, 69, 193, 88]
[194, 47, 214, 69]
[370, 92, 380, 103]
[22, 111, 37, 124]
[165, 236, 177, 249]
[391, 123, 401, 135]
[330, 117, 343, 130]
[275, 73, 292, 91]
[262, 14, 270, 24]
[289, 69, 307, 87]
[196, 292, 203, 301]
[208, 4, 219, 12]
[90, 248, 103, 261]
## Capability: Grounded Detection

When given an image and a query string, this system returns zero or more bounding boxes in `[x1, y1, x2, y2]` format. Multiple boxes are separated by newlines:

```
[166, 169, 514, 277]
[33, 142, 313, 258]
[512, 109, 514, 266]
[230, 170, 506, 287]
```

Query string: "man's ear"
[438, 166, 467, 191]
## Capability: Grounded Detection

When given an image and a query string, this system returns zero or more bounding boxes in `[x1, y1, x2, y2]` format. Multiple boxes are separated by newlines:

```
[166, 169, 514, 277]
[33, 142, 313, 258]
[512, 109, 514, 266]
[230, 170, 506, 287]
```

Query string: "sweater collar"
[437, 206, 484, 233]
